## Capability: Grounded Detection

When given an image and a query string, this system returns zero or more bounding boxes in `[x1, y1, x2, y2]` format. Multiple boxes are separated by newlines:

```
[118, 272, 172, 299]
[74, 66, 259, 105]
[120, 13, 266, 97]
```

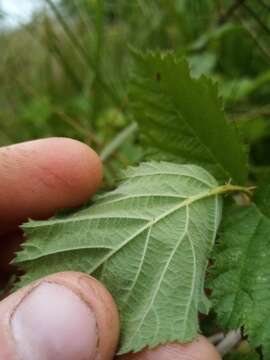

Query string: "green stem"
[100, 122, 138, 162]
[209, 183, 255, 197]
[91, 0, 105, 125]
[182, 183, 255, 208]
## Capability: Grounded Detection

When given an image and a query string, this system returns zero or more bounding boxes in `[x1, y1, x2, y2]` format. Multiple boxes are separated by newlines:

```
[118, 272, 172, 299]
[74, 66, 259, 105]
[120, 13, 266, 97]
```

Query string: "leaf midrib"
[20, 186, 220, 264]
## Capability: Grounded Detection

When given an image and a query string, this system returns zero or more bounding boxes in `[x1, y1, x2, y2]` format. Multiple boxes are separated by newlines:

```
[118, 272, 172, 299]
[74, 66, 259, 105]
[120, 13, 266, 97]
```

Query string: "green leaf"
[255, 184, 270, 219]
[130, 51, 248, 184]
[225, 353, 260, 360]
[15, 162, 222, 354]
[210, 204, 270, 355]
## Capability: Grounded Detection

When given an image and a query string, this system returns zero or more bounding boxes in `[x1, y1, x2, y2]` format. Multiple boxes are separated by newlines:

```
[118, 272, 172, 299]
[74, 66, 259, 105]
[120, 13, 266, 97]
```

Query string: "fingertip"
[118, 336, 221, 360]
[0, 137, 103, 227]
[188, 336, 221, 360]
[0, 272, 119, 360]
[41, 138, 103, 204]
[53, 271, 120, 359]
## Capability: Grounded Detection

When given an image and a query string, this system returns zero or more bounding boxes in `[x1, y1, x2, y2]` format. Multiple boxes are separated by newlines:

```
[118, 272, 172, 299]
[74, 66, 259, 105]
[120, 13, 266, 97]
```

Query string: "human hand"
[0, 138, 221, 359]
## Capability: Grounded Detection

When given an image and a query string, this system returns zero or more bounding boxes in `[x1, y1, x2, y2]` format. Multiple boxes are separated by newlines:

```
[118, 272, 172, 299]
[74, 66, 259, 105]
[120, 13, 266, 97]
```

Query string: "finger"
[117, 337, 221, 360]
[0, 272, 119, 360]
[0, 138, 102, 230]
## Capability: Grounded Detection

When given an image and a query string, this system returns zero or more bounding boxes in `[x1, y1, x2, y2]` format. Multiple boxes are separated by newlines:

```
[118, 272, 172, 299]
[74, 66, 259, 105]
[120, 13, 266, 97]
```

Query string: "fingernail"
[11, 282, 98, 360]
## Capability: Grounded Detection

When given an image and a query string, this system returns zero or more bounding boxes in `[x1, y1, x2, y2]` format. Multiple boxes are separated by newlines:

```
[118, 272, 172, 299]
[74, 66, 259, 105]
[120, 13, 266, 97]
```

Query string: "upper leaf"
[210, 204, 270, 356]
[15, 162, 222, 354]
[129, 51, 248, 184]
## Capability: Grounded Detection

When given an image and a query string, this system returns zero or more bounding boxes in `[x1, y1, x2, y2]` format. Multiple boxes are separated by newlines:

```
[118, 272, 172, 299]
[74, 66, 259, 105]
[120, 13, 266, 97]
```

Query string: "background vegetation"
[0, 0, 269, 188]
[0, 1, 270, 356]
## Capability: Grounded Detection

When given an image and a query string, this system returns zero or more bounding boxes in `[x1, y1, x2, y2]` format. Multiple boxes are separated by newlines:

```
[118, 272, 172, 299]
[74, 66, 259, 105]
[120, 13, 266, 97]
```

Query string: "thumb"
[0, 272, 119, 360]
[117, 337, 221, 360]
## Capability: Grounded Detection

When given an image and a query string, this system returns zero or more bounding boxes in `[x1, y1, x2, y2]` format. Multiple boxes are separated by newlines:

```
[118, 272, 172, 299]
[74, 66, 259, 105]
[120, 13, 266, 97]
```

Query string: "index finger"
[0, 138, 102, 231]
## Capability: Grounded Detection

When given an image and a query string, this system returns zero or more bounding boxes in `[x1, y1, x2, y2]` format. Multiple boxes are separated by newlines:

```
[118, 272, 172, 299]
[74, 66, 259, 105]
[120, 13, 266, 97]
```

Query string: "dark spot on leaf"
[156, 72, 161, 81]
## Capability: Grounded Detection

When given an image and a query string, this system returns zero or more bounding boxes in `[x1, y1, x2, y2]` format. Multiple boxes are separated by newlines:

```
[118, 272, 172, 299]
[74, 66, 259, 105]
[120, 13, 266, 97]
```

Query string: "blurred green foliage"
[0, 0, 269, 187]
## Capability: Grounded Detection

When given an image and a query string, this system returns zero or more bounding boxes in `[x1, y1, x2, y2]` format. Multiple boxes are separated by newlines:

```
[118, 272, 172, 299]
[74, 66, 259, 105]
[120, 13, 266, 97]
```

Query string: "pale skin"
[0, 138, 221, 360]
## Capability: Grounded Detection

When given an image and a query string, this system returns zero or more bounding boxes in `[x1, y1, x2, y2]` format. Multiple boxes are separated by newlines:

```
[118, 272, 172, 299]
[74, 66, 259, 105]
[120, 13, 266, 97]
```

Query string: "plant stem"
[216, 330, 242, 356]
[100, 122, 138, 161]
[218, 0, 247, 24]
[242, 3, 270, 36]
[208, 332, 225, 345]
[209, 183, 256, 198]
[238, 16, 270, 62]
[91, 0, 105, 125]
[52, 108, 101, 146]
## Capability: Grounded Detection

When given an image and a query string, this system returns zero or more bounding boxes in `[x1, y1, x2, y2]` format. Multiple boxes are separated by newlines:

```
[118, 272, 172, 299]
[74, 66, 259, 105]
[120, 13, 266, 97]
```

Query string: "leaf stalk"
[210, 184, 256, 197]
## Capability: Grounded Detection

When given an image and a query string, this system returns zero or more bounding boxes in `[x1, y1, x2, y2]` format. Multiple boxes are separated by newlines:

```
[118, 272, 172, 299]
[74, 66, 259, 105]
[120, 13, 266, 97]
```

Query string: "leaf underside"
[130, 51, 248, 184]
[15, 162, 222, 354]
[210, 203, 270, 357]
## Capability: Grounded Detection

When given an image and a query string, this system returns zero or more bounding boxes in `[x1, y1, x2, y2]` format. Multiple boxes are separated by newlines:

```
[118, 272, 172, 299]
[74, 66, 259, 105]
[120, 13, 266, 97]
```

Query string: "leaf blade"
[210, 204, 270, 356]
[16, 162, 222, 354]
[130, 51, 248, 184]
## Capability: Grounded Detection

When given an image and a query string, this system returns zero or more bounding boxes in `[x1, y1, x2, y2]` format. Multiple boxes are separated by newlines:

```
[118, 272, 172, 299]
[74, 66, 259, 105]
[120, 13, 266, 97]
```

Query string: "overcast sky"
[1, 0, 42, 27]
